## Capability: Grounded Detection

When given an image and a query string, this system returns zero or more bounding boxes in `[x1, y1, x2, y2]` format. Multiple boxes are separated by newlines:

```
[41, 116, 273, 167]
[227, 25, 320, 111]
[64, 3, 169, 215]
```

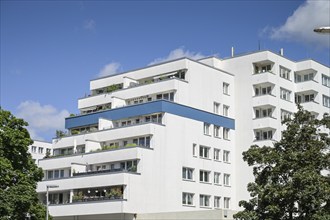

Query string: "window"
[182, 167, 194, 180]
[203, 123, 210, 135]
[254, 85, 272, 96]
[280, 88, 291, 101]
[254, 64, 271, 73]
[199, 146, 210, 159]
[322, 74, 330, 87]
[295, 72, 315, 82]
[182, 193, 194, 205]
[133, 136, 151, 147]
[323, 95, 330, 108]
[47, 170, 53, 179]
[255, 107, 273, 118]
[224, 197, 230, 209]
[223, 150, 230, 163]
[156, 92, 175, 101]
[193, 144, 197, 157]
[281, 109, 292, 121]
[38, 147, 43, 154]
[295, 93, 315, 103]
[214, 172, 221, 184]
[46, 148, 51, 154]
[54, 170, 60, 179]
[279, 66, 291, 80]
[214, 102, 220, 114]
[214, 149, 220, 161]
[255, 130, 273, 141]
[214, 196, 221, 208]
[200, 170, 210, 183]
[223, 128, 230, 140]
[223, 83, 229, 95]
[31, 146, 37, 153]
[60, 170, 64, 178]
[200, 195, 210, 207]
[223, 105, 229, 117]
[214, 126, 220, 138]
[223, 174, 230, 186]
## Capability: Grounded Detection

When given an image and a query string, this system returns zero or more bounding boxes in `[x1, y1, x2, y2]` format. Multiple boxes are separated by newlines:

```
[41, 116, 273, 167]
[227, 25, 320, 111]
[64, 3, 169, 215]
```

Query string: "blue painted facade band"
[65, 100, 235, 130]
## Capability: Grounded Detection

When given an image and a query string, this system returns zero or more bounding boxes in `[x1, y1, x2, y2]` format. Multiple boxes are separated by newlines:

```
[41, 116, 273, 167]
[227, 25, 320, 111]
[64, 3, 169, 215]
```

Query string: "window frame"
[182, 192, 194, 206]
[182, 167, 194, 181]
[199, 170, 210, 183]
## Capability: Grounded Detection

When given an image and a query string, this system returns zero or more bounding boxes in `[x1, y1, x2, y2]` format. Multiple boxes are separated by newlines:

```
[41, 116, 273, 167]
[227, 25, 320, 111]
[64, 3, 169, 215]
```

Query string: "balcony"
[48, 199, 127, 217]
[53, 122, 162, 149]
[72, 167, 137, 177]
[78, 77, 187, 111]
[252, 94, 277, 107]
[252, 71, 277, 84]
[37, 171, 139, 192]
[39, 145, 152, 170]
[300, 101, 320, 113]
[295, 80, 318, 92]
[114, 77, 186, 101]
[252, 117, 278, 130]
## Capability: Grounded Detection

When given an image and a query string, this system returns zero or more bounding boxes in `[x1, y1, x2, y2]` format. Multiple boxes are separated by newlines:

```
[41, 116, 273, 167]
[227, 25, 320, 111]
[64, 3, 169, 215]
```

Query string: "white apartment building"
[35, 50, 329, 220]
[200, 50, 330, 203]
[29, 140, 52, 164]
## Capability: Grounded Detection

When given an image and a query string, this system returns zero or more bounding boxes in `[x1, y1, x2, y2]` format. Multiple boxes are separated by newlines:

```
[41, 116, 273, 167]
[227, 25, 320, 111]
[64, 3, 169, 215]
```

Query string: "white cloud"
[149, 47, 206, 65]
[83, 19, 96, 30]
[269, 0, 330, 48]
[97, 62, 121, 77]
[16, 101, 69, 140]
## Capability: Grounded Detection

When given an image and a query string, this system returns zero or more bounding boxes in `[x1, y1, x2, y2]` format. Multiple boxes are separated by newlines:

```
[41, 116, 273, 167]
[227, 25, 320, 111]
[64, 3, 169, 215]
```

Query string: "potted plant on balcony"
[112, 187, 123, 199]
[72, 191, 84, 202]
[106, 189, 115, 199]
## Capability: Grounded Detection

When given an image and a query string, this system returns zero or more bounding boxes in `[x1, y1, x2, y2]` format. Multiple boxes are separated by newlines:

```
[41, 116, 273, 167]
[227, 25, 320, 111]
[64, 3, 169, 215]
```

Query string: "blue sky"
[1, 0, 329, 141]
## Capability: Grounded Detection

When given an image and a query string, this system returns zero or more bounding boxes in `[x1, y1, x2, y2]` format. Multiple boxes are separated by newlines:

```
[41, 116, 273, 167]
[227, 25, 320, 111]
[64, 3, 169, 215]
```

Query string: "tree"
[234, 106, 330, 220]
[0, 108, 48, 219]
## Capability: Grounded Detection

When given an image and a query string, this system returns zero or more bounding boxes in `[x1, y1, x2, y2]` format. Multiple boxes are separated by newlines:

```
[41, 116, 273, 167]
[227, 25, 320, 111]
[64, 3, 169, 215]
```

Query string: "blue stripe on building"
[65, 100, 235, 130]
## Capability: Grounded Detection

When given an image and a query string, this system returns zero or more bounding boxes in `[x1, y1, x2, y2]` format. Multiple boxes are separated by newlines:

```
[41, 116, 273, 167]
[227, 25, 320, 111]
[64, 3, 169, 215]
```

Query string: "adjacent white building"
[29, 140, 52, 164]
[34, 50, 329, 220]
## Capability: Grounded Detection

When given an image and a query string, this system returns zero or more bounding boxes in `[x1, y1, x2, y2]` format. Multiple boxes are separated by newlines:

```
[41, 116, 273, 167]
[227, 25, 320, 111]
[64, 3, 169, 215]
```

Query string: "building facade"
[29, 140, 52, 164]
[35, 50, 329, 220]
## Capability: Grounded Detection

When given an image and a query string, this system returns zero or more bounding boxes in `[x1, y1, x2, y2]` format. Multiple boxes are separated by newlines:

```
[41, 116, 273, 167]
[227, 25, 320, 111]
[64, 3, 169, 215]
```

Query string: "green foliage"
[0, 108, 48, 219]
[55, 130, 66, 138]
[72, 191, 83, 202]
[70, 130, 80, 135]
[124, 143, 137, 147]
[106, 187, 122, 198]
[106, 84, 121, 93]
[234, 106, 330, 220]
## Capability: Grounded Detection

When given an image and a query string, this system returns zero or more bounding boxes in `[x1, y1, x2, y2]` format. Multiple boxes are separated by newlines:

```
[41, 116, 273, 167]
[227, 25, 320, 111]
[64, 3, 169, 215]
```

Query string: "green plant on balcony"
[124, 143, 137, 147]
[110, 187, 122, 199]
[71, 130, 80, 135]
[128, 165, 137, 172]
[106, 84, 121, 93]
[69, 113, 76, 117]
[102, 145, 120, 150]
[56, 130, 66, 138]
[72, 191, 84, 202]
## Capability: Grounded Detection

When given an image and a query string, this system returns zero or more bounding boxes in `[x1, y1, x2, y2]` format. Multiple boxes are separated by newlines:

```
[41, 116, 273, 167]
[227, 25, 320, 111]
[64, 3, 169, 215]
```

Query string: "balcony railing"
[72, 195, 124, 203]
[73, 168, 137, 177]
